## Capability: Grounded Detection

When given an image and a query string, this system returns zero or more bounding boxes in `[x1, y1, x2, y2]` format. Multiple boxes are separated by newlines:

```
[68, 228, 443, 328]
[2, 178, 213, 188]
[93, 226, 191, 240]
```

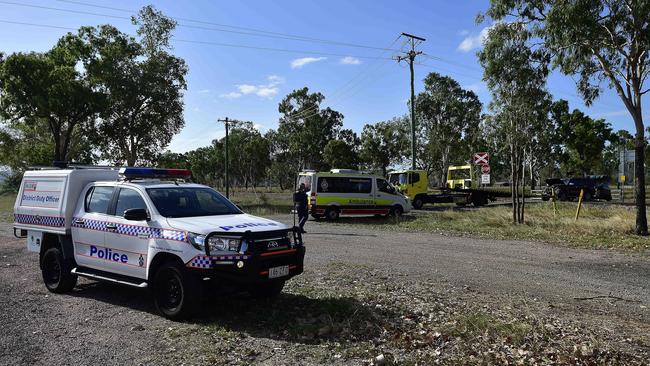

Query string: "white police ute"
[13, 166, 305, 319]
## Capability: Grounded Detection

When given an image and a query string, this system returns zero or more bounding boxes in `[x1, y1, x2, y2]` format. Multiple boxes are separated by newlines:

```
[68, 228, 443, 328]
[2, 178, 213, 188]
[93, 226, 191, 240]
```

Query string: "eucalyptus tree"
[485, 0, 650, 233]
[479, 22, 551, 224]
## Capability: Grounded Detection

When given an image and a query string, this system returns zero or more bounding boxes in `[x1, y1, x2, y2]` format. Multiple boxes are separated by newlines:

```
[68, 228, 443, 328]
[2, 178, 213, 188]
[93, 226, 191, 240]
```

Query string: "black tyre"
[389, 205, 404, 217]
[248, 280, 285, 299]
[412, 197, 424, 210]
[41, 247, 77, 293]
[325, 207, 339, 220]
[153, 261, 200, 320]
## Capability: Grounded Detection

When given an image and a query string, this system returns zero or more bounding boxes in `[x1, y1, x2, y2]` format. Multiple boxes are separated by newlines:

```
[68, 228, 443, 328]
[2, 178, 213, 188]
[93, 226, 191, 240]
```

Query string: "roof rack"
[28, 162, 120, 170]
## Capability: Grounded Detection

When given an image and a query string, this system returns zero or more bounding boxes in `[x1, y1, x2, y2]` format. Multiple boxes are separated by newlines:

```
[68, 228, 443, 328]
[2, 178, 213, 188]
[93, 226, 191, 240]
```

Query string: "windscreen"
[146, 187, 242, 218]
[389, 173, 408, 185]
[449, 169, 471, 180]
[297, 175, 312, 191]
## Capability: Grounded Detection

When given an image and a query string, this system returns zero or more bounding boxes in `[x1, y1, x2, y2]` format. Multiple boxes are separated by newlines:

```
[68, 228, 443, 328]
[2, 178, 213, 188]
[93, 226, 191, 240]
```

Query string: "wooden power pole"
[217, 117, 238, 199]
[395, 32, 425, 170]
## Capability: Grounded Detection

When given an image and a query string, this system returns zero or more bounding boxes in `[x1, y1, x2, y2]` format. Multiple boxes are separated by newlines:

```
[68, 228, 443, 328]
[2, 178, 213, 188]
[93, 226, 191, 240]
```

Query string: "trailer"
[388, 166, 510, 209]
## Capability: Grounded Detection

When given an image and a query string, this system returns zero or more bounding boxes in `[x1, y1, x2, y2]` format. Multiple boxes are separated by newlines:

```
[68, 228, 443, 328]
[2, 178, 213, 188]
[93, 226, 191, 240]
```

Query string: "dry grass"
[389, 202, 649, 251]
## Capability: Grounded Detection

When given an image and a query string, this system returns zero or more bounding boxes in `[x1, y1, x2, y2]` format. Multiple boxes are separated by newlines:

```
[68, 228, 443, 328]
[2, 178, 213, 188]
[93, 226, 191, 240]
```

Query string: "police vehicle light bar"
[119, 167, 192, 180]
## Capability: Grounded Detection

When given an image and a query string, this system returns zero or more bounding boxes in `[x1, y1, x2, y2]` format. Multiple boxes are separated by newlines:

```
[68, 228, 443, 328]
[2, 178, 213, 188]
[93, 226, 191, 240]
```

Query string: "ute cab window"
[85, 186, 115, 214]
[114, 188, 147, 217]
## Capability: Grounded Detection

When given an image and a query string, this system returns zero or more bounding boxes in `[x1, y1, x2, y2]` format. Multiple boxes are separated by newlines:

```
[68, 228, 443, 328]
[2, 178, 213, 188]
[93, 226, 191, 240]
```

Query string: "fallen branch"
[573, 295, 641, 303]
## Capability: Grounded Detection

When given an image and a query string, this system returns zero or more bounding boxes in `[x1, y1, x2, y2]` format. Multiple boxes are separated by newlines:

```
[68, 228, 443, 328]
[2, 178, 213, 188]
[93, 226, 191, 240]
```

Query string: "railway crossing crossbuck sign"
[473, 152, 489, 165]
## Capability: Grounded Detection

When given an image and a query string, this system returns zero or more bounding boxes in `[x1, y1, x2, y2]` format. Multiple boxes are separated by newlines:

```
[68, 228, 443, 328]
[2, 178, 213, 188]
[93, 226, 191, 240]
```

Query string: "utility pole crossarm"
[394, 32, 426, 170]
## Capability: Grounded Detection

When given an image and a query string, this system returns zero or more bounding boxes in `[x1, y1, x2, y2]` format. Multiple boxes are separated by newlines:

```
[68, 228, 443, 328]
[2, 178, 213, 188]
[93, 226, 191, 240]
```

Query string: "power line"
[55, 0, 399, 51]
[0, 0, 401, 52]
[281, 36, 402, 124]
[0, 19, 393, 60]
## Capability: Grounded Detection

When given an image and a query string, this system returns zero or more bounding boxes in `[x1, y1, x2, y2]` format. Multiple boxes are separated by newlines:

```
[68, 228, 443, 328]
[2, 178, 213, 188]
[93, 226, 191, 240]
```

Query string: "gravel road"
[1, 217, 648, 365]
[271, 215, 650, 307]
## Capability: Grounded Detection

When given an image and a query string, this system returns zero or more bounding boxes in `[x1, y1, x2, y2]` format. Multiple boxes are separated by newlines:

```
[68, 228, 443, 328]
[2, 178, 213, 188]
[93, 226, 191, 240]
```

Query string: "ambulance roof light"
[119, 167, 192, 180]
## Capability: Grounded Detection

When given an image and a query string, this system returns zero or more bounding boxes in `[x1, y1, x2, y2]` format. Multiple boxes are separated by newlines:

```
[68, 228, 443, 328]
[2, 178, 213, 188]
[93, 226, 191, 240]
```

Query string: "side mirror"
[124, 208, 149, 221]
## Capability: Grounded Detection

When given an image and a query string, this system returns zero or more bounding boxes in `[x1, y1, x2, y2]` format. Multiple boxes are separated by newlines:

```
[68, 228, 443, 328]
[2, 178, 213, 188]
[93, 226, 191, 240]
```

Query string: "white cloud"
[192, 107, 201, 112]
[457, 26, 491, 52]
[267, 75, 284, 86]
[458, 29, 469, 36]
[219, 92, 242, 99]
[197, 89, 210, 94]
[290, 56, 327, 69]
[253, 123, 265, 131]
[340, 56, 361, 65]
[237, 84, 258, 94]
[220, 75, 284, 100]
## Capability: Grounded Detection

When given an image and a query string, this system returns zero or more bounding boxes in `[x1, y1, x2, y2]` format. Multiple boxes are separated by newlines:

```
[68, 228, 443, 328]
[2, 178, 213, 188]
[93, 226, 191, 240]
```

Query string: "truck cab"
[446, 165, 475, 189]
[14, 167, 305, 320]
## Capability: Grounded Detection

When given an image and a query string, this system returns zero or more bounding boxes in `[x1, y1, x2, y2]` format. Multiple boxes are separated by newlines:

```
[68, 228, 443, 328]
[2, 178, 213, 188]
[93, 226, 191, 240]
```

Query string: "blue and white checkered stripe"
[74, 218, 107, 231]
[187, 254, 250, 269]
[72, 217, 187, 242]
[14, 214, 65, 227]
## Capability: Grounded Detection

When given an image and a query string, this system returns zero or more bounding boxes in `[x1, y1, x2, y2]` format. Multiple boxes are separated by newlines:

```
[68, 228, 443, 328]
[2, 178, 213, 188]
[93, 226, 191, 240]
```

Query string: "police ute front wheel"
[153, 262, 200, 320]
[41, 247, 77, 293]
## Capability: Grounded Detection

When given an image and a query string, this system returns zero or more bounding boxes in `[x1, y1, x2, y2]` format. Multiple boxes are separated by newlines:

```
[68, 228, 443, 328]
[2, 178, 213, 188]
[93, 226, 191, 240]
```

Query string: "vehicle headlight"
[188, 232, 206, 250]
[207, 236, 241, 252]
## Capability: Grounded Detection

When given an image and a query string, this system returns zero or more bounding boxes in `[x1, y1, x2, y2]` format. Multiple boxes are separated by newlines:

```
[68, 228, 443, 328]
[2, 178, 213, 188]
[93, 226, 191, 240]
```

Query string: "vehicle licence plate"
[268, 265, 289, 279]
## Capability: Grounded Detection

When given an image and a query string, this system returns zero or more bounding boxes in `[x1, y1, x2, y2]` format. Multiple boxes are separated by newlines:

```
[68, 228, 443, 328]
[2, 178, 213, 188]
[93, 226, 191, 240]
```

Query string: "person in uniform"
[294, 183, 308, 234]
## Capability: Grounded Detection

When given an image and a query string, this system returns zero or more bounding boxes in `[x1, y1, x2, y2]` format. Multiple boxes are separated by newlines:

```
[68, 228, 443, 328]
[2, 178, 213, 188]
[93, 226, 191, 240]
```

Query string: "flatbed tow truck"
[389, 165, 511, 209]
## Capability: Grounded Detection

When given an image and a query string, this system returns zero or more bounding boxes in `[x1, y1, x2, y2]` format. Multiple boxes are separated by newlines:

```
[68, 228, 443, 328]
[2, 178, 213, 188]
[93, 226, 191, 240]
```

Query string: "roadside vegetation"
[330, 202, 650, 252]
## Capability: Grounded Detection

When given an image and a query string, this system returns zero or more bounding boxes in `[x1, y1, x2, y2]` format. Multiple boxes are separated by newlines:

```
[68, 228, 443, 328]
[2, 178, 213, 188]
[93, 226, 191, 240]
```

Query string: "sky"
[0, 0, 647, 153]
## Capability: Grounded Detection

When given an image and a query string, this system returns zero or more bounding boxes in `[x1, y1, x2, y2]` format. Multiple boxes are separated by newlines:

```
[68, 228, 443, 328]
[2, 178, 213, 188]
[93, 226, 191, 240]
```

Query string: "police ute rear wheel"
[153, 262, 199, 320]
[325, 208, 339, 220]
[249, 280, 285, 299]
[41, 247, 77, 293]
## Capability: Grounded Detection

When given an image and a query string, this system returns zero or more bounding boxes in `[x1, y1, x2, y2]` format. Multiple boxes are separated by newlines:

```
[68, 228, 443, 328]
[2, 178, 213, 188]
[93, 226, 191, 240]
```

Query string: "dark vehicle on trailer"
[541, 176, 612, 202]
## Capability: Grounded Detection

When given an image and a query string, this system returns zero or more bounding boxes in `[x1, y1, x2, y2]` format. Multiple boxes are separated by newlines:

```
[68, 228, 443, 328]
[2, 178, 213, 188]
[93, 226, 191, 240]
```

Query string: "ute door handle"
[73, 219, 85, 225]
[105, 223, 117, 230]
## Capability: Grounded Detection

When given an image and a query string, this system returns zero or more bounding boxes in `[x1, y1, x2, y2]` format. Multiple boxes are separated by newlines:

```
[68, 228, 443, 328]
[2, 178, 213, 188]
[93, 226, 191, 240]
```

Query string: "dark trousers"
[297, 207, 308, 231]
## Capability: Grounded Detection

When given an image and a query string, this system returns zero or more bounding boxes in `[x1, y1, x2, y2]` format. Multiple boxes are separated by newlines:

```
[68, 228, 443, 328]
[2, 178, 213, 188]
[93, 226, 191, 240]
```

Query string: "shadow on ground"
[67, 279, 397, 345]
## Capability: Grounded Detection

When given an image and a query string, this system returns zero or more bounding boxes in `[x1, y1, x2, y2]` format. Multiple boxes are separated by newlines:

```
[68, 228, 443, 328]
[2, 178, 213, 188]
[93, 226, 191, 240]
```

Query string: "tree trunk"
[634, 130, 648, 235]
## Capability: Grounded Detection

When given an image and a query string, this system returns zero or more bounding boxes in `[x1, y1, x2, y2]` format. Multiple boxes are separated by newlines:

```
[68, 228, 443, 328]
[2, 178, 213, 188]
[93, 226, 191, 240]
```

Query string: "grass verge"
[332, 202, 650, 252]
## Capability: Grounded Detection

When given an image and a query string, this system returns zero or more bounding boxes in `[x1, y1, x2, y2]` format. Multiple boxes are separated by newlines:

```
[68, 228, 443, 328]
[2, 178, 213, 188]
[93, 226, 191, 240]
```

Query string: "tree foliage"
[550, 100, 616, 176]
[0, 48, 103, 163]
[414, 72, 482, 185]
[359, 117, 409, 176]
